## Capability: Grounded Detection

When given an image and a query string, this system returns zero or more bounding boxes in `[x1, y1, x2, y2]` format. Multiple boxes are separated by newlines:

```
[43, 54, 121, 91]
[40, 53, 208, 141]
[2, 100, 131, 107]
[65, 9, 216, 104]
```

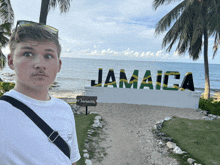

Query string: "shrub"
[199, 97, 220, 116]
[0, 82, 15, 96]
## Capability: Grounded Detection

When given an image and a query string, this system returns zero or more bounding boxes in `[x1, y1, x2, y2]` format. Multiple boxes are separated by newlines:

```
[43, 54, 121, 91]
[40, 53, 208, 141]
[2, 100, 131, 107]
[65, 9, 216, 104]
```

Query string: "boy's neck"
[13, 85, 51, 101]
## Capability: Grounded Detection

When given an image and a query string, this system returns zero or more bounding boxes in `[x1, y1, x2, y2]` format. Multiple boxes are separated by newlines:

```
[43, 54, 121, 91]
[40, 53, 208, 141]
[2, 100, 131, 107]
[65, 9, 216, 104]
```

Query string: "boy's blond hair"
[9, 24, 61, 58]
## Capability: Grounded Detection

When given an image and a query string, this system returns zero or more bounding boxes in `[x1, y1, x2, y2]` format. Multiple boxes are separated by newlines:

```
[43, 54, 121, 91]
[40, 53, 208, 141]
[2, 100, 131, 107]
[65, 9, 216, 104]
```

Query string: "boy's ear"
[7, 54, 15, 70]
[58, 59, 62, 73]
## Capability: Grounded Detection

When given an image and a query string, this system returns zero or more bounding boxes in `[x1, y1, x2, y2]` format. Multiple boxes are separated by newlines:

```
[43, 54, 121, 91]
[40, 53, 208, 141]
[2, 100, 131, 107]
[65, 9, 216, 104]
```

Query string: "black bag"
[0, 95, 71, 159]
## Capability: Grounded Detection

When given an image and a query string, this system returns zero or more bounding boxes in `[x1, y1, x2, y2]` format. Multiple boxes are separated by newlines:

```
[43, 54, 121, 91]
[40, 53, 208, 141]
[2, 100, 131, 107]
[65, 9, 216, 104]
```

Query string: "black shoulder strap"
[0, 95, 70, 159]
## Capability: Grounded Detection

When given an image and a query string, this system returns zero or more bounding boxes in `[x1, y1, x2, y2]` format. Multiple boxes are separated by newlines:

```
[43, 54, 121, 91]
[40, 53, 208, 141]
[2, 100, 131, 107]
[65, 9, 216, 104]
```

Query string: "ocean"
[1, 57, 220, 96]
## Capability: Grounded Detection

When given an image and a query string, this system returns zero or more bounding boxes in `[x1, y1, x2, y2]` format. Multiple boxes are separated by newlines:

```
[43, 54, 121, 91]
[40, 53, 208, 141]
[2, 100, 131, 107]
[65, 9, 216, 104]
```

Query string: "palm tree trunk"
[203, 27, 210, 99]
[39, 0, 50, 24]
[202, 0, 210, 100]
[0, 49, 4, 70]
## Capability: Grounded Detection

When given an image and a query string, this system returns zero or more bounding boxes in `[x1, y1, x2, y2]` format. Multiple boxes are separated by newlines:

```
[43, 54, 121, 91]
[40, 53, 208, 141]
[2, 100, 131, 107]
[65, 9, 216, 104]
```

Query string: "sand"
[212, 92, 220, 102]
[48, 90, 80, 99]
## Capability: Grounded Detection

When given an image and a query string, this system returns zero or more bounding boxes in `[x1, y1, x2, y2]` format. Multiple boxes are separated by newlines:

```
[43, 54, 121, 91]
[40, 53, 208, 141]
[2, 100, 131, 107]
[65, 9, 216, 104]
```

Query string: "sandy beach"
[48, 90, 80, 100]
[212, 92, 220, 102]
[52, 90, 220, 165]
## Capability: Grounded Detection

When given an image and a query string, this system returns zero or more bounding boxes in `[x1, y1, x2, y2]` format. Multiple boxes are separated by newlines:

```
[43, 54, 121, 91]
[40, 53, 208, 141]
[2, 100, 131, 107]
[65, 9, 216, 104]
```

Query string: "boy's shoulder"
[52, 97, 71, 107]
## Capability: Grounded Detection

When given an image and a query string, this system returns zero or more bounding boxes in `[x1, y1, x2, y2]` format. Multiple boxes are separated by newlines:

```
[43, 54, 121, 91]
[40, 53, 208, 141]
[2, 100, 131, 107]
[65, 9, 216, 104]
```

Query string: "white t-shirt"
[0, 90, 81, 165]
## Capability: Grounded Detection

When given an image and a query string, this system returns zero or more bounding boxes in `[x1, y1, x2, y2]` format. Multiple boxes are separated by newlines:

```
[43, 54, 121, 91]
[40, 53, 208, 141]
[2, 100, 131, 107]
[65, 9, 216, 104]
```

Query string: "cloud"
[74, 48, 190, 61]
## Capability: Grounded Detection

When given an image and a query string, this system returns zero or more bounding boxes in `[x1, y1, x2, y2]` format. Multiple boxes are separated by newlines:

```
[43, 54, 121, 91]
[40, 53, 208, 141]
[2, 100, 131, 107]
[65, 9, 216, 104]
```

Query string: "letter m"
[119, 69, 138, 88]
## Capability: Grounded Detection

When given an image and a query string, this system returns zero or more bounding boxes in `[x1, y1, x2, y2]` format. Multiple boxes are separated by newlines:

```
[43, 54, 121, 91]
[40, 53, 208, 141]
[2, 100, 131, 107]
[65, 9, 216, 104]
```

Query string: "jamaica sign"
[91, 68, 194, 91]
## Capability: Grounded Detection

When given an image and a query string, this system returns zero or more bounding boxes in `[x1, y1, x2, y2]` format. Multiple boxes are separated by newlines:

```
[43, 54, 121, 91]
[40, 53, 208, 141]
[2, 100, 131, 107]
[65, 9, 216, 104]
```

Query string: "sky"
[3, 0, 220, 64]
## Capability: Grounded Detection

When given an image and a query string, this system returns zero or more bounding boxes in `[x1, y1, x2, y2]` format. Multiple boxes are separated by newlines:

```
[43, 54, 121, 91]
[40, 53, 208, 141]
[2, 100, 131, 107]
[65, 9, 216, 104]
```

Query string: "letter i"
[156, 70, 162, 90]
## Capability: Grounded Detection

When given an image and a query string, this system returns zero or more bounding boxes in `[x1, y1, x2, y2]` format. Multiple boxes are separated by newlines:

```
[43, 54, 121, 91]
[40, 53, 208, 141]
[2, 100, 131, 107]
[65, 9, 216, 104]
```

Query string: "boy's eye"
[45, 54, 53, 59]
[23, 52, 33, 57]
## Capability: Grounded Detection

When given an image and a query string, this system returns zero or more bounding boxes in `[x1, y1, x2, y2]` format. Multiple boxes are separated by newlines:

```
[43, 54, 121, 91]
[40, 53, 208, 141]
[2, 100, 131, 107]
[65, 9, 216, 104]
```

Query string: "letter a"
[104, 69, 117, 87]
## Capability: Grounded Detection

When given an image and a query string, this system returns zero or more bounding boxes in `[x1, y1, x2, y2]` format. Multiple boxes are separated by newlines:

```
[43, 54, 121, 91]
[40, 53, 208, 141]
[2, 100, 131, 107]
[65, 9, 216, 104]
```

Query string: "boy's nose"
[33, 55, 47, 70]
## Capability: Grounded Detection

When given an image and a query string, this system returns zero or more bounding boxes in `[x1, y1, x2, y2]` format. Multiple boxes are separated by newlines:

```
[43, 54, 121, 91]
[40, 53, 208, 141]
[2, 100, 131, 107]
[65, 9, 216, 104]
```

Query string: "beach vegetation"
[0, 81, 15, 96]
[74, 112, 107, 165]
[72, 108, 107, 165]
[39, 0, 71, 24]
[160, 117, 220, 165]
[0, 0, 14, 70]
[153, 0, 220, 100]
[74, 113, 97, 165]
[199, 97, 220, 116]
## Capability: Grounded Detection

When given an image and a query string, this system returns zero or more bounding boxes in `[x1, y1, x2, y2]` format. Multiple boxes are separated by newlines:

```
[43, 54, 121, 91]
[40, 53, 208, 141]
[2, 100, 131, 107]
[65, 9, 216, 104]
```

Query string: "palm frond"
[189, 34, 202, 60]
[207, 0, 220, 59]
[176, 22, 192, 53]
[213, 33, 220, 59]
[0, 0, 14, 23]
[49, 0, 71, 13]
[155, 0, 186, 34]
[191, 14, 204, 45]
[160, 1, 194, 51]
[153, 0, 181, 10]
[0, 21, 12, 32]
[58, 0, 71, 13]
[0, 32, 9, 47]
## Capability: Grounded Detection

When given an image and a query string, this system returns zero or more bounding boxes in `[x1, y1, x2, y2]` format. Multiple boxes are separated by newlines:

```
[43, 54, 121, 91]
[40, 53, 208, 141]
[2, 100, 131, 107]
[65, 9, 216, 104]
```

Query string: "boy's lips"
[32, 73, 48, 77]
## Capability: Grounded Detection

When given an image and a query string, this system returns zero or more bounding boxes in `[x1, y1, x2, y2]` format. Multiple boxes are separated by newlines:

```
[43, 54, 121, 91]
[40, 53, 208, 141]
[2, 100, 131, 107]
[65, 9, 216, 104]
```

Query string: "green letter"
[119, 69, 138, 88]
[140, 70, 153, 89]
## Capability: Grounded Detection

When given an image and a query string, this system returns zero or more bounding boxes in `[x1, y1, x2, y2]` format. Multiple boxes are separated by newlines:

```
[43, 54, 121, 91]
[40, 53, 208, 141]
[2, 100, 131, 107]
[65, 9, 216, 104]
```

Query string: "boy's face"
[8, 40, 62, 90]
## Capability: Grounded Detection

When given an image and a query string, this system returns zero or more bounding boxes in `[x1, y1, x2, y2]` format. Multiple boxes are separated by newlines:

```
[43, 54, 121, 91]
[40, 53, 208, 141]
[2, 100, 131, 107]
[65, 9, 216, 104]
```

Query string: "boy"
[0, 20, 81, 165]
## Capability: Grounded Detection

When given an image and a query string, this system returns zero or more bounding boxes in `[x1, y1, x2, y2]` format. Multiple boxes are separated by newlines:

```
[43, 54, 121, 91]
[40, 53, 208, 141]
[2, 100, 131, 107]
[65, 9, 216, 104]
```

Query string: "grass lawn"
[160, 117, 220, 165]
[74, 113, 97, 165]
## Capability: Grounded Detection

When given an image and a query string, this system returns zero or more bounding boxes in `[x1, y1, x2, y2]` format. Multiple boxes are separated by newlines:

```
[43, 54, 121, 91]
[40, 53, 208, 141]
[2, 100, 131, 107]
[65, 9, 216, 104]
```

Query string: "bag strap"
[0, 95, 70, 159]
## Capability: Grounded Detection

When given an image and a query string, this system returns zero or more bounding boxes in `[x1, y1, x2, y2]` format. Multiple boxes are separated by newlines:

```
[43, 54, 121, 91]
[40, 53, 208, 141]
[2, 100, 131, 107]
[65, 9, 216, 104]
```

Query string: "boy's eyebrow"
[21, 46, 34, 50]
[21, 46, 56, 53]
[45, 49, 56, 52]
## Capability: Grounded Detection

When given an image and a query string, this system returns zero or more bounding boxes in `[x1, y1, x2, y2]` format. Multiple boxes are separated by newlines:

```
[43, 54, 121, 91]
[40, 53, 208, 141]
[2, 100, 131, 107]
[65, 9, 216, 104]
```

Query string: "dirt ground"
[80, 103, 205, 165]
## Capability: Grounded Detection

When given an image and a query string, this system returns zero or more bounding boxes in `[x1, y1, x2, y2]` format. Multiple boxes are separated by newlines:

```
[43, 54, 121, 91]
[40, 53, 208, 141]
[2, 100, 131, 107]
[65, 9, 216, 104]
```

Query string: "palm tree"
[0, 0, 14, 70]
[153, 0, 220, 100]
[0, 51, 6, 70]
[0, 22, 10, 70]
[39, 0, 71, 24]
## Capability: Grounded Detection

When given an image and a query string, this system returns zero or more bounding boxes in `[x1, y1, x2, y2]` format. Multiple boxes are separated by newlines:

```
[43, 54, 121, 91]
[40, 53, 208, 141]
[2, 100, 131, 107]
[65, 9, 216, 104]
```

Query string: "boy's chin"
[15, 80, 52, 91]
[27, 83, 51, 90]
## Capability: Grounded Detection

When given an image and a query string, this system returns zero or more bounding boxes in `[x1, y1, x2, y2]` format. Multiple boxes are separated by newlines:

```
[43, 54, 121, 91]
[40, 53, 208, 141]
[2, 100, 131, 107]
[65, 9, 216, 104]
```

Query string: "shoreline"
[48, 89, 84, 99]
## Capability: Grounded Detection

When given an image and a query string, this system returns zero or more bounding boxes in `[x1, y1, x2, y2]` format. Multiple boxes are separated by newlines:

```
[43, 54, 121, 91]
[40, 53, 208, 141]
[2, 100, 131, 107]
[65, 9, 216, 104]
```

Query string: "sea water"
[1, 57, 220, 96]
